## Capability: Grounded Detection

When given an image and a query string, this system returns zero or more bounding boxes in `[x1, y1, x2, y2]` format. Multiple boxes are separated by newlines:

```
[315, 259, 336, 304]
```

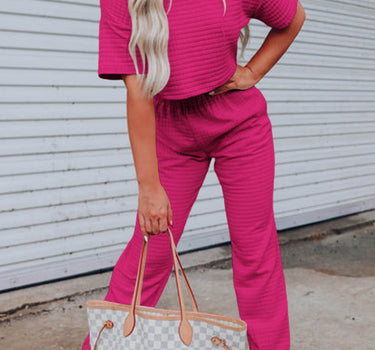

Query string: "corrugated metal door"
[1, 0, 374, 291]
[250, 0, 375, 228]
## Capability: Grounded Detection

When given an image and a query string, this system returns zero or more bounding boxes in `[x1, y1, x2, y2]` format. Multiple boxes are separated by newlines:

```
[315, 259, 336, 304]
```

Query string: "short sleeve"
[98, 0, 148, 80]
[251, 0, 298, 29]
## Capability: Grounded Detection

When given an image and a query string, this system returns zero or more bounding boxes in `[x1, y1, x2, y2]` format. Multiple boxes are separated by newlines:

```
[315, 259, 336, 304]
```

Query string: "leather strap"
[168, 228, 193, 345]
[135, 233, 198, 311]
[175, 246, 199, 313]
[123, 228, 198, 345]
[93, 320, 114, 350]
[123, 233, 149, 337]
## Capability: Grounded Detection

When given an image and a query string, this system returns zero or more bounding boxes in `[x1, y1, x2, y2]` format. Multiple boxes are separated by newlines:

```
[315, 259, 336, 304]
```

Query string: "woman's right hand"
[138, 182, 173, 236]
[122, 75, 172, 237]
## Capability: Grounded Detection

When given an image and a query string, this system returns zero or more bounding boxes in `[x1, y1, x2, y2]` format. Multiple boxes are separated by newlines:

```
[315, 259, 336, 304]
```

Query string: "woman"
[83, 0, 306, 349]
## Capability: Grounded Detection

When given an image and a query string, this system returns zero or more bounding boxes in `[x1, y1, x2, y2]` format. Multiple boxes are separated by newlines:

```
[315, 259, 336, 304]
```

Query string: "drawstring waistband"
[153, 90, 228, 118]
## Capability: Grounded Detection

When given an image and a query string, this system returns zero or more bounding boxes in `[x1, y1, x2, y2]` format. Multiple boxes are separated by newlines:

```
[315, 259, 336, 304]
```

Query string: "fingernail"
[208, 91, 215, 96]
[170, 220, 173, 226]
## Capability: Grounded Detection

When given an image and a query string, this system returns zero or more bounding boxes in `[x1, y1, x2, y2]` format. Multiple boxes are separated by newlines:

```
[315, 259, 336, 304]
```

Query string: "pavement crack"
[0, 286, 108, 321]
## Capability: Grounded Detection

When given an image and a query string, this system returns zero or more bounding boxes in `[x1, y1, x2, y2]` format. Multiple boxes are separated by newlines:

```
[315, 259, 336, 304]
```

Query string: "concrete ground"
[0, 210, 374, 350]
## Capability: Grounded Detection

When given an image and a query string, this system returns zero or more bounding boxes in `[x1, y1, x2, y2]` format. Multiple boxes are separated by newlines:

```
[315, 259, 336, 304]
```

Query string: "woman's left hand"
[208, 64, 261, 96]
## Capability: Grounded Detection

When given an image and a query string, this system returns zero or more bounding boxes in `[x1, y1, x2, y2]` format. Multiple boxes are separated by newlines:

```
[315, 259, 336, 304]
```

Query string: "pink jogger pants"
[82, 86, 290, 350]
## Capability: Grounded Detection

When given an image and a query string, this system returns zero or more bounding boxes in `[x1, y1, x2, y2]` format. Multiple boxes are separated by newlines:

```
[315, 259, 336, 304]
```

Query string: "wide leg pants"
[82, 86, 290, 350]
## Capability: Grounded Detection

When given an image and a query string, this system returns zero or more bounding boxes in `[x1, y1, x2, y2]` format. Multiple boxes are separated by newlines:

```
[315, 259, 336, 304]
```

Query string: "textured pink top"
[98, 0, 298, 100]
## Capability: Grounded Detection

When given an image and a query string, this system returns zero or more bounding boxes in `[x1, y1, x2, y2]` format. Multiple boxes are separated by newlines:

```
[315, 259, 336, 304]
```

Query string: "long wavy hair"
[128, 0, 250, 99]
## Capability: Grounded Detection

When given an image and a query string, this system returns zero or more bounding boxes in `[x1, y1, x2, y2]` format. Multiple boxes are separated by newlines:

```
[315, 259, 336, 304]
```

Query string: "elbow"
[296, 1, 307, 27]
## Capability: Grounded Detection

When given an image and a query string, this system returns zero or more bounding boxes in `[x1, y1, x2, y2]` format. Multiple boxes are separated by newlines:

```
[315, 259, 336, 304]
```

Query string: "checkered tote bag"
[86, 228, 247, 350]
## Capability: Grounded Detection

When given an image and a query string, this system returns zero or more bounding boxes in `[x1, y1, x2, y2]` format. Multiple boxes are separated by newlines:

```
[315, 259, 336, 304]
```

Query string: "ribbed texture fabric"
[98, 0, 298, 100]
[82, 87, 290, 350]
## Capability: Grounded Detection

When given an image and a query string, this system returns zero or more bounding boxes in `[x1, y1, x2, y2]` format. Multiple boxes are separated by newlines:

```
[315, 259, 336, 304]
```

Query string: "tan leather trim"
[167, 229, 193, 344]
[87, 300, 247, 332]
[179, 318, 193, 345]
[88, 227, 246, 344]
[123, 312, 135, 337]
[123, 228, 198, 344]
[123, 233, 148, 337]
[175, 251, 199, 312]
[93, 320, 114, 350]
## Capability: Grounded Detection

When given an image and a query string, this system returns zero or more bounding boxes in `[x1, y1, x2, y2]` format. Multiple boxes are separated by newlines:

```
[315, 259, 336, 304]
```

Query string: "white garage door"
[0, 0, 374, 291]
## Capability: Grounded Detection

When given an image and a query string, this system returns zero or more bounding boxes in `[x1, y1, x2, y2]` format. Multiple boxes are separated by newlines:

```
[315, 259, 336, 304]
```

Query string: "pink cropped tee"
[98, 0, 298, 100]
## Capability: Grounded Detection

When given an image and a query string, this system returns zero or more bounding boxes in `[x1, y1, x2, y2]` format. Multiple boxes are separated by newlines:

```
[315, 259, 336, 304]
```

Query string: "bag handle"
[123, 227, 198, 346]
[133, 229, 199, 311]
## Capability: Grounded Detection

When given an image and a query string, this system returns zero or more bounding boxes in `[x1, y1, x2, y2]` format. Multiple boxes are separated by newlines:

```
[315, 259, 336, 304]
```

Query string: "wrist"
[244, 64, 264, 84]
[138, 178, 161, 191]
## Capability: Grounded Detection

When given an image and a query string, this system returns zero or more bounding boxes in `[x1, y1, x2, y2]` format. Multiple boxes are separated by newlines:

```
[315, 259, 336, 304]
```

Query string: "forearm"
[246, 1, 306, 82]
[126, 91, 160, 189]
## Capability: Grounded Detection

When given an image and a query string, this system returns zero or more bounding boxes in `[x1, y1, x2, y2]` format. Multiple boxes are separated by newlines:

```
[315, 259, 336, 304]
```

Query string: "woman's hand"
[208, 1, 305, 98]
[122, 75, 173, 238]
[138, 182, 173, 236]
[208, 64, 261, 96]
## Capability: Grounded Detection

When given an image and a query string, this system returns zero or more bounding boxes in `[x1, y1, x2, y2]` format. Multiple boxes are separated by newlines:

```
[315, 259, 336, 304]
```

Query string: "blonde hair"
[128, 0, 250, 99]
